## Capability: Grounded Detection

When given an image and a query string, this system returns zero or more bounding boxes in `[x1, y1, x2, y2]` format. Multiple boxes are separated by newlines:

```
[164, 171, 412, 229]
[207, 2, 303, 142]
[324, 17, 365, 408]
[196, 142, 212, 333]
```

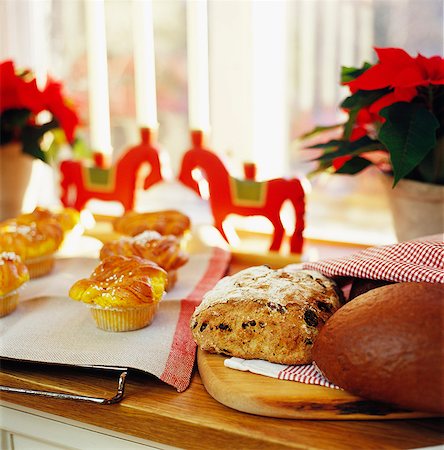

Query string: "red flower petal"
[416, 54, 444, 84]
[374, 47, 413, 66]
[0, 60, 44, 114]
[355, 107, 373, 126]
[333, 155, 352, 170]
[20, 78, 45, 114]
[346, 64, 395, 90]
[346, 48, 428, 91]
[369, 87, 417, 114]
[350, 126, 367, 142]
[392, 65, 427, 88]
[43, 78, 79, 142]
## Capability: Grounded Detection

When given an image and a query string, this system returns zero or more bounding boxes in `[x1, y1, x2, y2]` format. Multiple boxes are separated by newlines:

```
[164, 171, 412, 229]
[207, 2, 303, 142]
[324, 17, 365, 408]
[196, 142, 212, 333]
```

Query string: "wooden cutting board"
[197, 350, 437, 420]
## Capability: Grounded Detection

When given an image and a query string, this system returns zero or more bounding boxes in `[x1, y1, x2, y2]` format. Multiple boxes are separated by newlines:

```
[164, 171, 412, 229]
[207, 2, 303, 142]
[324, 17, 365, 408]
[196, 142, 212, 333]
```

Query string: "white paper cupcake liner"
[0, 290, 19, 317]
[88, 303, 159, 332]
[25, 254, 55, 278]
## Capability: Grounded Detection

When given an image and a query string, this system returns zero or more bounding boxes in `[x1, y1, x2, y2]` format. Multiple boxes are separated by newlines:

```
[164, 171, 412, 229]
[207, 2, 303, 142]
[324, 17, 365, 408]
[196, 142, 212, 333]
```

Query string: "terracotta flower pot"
[0, 142, 34, 221]
[383, 176, 444, 242]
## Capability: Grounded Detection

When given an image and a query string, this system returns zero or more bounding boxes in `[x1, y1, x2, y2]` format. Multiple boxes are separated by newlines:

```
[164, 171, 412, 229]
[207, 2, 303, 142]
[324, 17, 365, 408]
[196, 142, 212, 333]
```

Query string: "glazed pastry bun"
[0, 215, 64, 278]
[17, 206, 80, 234]
[113, 210, 191, 238]
[69, 255, 167, 331]
[0, 252, 30, 317]
[99, 231, 189, 290]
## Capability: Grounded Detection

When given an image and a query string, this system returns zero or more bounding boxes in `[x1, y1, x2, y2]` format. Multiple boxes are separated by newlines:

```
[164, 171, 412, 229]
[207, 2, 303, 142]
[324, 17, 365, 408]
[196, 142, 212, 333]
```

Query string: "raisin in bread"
[190, 266, 343, 364]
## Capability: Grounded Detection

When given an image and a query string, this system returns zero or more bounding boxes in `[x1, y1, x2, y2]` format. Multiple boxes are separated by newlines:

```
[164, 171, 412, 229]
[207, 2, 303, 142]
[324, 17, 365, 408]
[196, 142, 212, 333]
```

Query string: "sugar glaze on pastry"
[100, 231, 188, 272]
[0, 252, 29, 297]
[113, 210, 190, 237]
[69, 255, 167, 308]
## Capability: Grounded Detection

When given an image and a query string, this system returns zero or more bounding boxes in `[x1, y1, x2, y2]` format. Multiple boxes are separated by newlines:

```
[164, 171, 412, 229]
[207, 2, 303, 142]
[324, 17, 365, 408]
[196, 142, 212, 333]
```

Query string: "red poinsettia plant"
[305, 47, 444, 186]
[0, 60, 80, 162]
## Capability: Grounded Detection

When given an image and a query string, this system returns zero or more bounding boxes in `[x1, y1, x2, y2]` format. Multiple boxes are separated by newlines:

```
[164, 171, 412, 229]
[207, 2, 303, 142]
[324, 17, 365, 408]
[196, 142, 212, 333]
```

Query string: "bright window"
[1, 0, 442, 245]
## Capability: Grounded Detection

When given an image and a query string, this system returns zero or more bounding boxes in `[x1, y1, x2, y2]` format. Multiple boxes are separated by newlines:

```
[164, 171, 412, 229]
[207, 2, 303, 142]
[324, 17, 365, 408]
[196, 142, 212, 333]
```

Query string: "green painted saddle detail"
[86, 167, 111, 186]
[81, 166, 115, 192]
[229, 177, 267, 207]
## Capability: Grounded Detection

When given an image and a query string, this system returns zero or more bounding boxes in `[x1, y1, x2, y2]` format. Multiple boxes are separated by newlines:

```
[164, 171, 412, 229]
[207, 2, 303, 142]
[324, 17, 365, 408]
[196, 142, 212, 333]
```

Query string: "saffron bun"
[99, 231, 189, 290]
[312, 282, 444, 414]
[0, 252, 30, 317]
[113, 210, 191, 238]
[69, 255, 167, 308]
[191, 266, 343, 364]
[17, 206, 80, 233]
[0, 216, 64, 278]
[69, 255, 167, 331]
[56, 207, 81, 233]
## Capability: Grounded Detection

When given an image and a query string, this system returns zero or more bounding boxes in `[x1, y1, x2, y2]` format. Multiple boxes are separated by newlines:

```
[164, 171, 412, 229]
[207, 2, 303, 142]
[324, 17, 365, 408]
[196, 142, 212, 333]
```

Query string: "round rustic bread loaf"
[312, 282, 444, 414]
[191, 266, 343, 364]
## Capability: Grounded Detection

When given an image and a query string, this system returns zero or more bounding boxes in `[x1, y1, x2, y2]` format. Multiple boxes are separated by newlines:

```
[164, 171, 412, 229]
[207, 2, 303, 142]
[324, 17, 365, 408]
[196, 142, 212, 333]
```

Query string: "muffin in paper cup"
[88, 303, 159, 332]
[69, 255, 167, 332]
[0, 252, 30, 317]
[0, 290, 20, 318]
[0, 213, 63, 279]
[24, 254, 55, 279]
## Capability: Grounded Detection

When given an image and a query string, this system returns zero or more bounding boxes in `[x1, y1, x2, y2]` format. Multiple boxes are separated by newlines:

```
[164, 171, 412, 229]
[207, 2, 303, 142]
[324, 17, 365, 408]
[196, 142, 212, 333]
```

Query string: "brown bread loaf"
[312, 282, 444, 414]
[191, 266, 343, 364]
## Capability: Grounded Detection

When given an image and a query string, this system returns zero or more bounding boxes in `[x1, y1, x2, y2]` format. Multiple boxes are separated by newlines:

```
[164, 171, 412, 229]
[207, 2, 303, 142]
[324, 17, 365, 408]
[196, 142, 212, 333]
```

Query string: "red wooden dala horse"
[178, 131, 305, 254]
[60, 128, 163, 211]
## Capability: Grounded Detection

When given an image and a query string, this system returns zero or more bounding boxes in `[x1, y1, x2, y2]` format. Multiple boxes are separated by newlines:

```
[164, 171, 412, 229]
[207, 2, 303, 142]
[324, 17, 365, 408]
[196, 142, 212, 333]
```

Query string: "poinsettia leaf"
[304, 139, 345, 150]
[341, 88, 391, 109]
[21, 121, 58, 162]
[340, 88, 391, 140]
[304, 136, 382, 167]
[1, 108, 31, 127]
[379, 102, 439, 185]
[417, 136, 444, 184]
[0, 109, 32, 144]
[335, 156, 373, 174]
[341, 63, 372, 83]
[343, 108, 359, 140]
[21, 126, 46, 162]
[317, 141, 383, 162]
[431, 86, 444, 119]
[300, 123, 344, 139]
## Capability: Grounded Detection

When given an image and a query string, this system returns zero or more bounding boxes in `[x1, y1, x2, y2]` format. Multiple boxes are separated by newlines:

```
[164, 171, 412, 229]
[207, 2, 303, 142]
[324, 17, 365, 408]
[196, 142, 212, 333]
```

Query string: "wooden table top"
[1, 358, 443, 450]
[1, 226, 443, 449]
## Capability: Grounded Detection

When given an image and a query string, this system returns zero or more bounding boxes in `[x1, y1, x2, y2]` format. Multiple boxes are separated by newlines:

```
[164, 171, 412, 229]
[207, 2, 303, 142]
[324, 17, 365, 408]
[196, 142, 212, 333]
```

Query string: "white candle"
[85, 0, 112, 156]
[251, 1, 288, 179]
[186, 0, 210, 132]
[357, 0, 374, 64]
[132, 0, 158, 129]
[298, 1, 316, 112]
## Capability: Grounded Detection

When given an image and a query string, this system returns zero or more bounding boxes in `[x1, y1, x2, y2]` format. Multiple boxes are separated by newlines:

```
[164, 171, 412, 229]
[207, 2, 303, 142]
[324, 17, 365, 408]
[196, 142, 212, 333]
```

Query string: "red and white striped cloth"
[278, 362, 338, 388]
[161, 247, 231, 391]
[224, 357, 339, 389]
[302, 234, 444, 283]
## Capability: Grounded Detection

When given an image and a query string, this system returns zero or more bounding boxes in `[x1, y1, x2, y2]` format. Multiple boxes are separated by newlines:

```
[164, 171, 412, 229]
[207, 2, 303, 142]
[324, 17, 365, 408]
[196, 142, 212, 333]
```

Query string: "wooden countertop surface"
[1, 358, 443, 450]
[1, 225, 443, 449]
